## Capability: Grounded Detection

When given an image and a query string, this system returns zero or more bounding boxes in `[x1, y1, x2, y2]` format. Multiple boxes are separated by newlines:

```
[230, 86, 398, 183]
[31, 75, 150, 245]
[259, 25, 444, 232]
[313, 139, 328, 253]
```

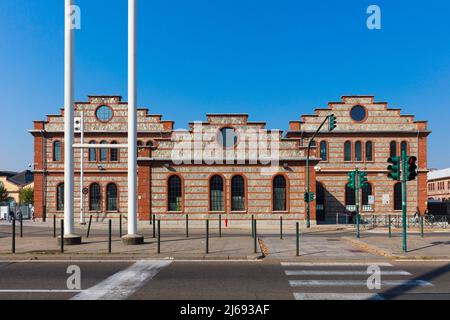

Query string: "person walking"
[8, 210, 15, 223]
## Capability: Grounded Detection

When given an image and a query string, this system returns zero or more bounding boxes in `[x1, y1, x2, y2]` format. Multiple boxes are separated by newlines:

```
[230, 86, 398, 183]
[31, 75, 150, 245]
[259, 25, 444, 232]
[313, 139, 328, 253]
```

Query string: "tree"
[20, 187, 34, 205]
[0, 182, 12, 203]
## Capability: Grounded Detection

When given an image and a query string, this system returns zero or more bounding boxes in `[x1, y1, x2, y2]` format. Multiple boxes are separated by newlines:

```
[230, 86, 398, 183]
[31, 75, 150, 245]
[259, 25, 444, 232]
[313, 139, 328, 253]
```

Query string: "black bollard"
[153, 215, 156, 239]
[86, 215, 93, 238]
[61, 219, 64, 254]
[12, 217, 16, 254]
[219, 214, 222, 238]
[388, 215, 392, 238]
[251, 215, 255, 238]
[53, 215, 56, 238]
[253, 220, 257, 254]
[296, 222, 300, 257]
[157, 220, 161, 254]
[421, 216, 424, 238]
[280, 216, 283, 240]
[186, 214, 189, 238]
[206, 220, 209, 254]
[119, 215, 122, 238]
[108, 219, 112, 253]
[20, 214, 23, 238]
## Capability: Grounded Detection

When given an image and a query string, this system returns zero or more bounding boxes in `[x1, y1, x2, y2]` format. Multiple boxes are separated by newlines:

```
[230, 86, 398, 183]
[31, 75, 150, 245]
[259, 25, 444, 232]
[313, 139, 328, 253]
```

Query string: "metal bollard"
[12, 217, 16, 254]
[53, 215, 56, 238]
[253, 220, 257, 254]
[20, 214, 23, 238]
[61, 219, 64, 254]
[119, 214, 122, 238]
[206, 220, 209, 254]
[108, 219, 112, 253]
[421, 216, 424, 238]
[157, 220, 161, 254]
[86, 215, 93, 238]
[219, 214, 222, 238]
[251, 215, 255, 238]
[388, 215, 392, 238]
[186, 214, 189, 238]
[280, 216, 283, 240]
[153, 215, 156, 238]
[296, 222, 300, 257]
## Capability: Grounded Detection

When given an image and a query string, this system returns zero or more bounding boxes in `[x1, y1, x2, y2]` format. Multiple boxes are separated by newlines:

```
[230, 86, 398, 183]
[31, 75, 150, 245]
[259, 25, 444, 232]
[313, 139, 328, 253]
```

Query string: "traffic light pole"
[305, 115, 330, 228]
[355, 168, 360, 239]
[401, 149, 408, 252]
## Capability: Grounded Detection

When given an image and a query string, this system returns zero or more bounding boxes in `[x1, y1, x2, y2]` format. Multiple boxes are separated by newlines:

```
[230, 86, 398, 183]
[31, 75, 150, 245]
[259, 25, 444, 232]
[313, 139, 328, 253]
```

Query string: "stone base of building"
[57, 235, 82, 246]
[122, 234, 145, 245]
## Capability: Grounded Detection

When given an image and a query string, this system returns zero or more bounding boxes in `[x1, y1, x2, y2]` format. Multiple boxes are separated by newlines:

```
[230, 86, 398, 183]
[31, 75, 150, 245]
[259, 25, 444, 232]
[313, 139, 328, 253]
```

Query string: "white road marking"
[289, 280, 433, 287]
[281, 262, 393, 267]
[396, 259, 450, 262]
[0, 290, 82, 293]
[71, 260, 172, 300]
[285, 270, 411, 276]
[294, 293, 384, 300]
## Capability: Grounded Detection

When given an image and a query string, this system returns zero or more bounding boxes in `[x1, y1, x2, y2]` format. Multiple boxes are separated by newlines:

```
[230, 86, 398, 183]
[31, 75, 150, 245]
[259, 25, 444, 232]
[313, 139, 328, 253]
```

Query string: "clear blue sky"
[0, 0, 449, 171]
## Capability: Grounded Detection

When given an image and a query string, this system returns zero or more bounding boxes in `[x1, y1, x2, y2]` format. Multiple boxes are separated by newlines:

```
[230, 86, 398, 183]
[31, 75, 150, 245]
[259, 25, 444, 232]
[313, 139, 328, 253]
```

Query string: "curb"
[341, 237, 401, 259]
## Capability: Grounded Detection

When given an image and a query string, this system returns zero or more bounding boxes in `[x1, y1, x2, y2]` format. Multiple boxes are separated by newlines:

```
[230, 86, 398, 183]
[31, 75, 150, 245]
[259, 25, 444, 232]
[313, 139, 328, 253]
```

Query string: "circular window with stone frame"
[95, 105, 114, 123]
[217, 127, 238, 149]
[350, 105, 368, 123]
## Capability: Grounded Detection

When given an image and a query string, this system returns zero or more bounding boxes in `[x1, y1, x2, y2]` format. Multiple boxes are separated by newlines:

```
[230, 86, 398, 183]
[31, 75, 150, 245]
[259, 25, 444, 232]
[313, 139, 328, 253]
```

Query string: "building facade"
[0, 171, 34, 203]
[30, 95, 429, 223]
[428, 168, 450, 202]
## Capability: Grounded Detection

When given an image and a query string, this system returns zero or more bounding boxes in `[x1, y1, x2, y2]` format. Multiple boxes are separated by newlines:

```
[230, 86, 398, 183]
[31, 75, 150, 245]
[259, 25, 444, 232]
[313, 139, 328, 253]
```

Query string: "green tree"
[20, 187, 34, 205]
[0, 182, 12, 203]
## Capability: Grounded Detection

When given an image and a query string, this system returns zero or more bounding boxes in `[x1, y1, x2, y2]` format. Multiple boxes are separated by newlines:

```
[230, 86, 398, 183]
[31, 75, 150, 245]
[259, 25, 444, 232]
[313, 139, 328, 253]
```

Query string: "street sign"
[82, 187, 89, 195]
[382, 194, 390, 205]
[368, 195, 375, 205]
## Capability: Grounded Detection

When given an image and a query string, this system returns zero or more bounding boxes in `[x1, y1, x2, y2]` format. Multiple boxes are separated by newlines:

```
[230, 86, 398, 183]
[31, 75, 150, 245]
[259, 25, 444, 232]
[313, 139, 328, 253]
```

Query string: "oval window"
[350, 105, 367, 122]
[96, 105, 113, 122]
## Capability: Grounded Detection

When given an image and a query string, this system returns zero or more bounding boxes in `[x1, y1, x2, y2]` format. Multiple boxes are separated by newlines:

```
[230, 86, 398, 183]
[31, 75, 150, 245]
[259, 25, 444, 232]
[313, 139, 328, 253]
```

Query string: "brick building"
[30, 95, 429, 224]
[428, 168, 450, 202]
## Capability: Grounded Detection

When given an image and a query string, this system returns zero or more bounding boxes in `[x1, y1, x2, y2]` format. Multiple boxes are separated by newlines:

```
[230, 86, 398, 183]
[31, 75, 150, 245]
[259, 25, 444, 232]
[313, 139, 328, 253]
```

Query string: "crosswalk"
[282, 262, 434, 301]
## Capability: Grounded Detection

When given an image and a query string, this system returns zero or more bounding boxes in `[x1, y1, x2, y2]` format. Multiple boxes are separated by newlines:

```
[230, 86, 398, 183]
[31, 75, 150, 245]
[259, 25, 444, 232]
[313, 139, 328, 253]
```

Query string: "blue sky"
[0, 0, 449, 171]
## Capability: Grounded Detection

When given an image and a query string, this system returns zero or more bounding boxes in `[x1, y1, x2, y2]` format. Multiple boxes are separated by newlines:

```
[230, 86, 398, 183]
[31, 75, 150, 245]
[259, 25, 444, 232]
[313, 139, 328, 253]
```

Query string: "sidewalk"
[342, 233, 450, 260]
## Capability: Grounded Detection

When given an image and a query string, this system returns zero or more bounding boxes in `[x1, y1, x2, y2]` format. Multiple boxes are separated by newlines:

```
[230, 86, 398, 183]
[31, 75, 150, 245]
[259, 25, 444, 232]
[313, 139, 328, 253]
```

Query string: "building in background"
[30, 95, 429, 224]
[428, 168, 450, 202]
[0, 170, 34, 203]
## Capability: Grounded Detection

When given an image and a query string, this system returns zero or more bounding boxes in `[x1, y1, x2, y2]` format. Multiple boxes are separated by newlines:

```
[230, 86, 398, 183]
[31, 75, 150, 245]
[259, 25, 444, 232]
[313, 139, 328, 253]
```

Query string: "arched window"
[390, 141, 397, 158]
[89, 183, 101, 211]
[365, 141, 373, 162]
[401, 141, 408, 155]
[53, 141, 61, 162]
[110, 141, 118, 162]
[89, 141, 97, 162]
[355, 141, 362, 162]
[344, 141, 352, 161]
[210, 175, 224, 212]
[137, 140, 143, 154]
[273, 176, 287, 211]
[100, 141, 108, 162]
[394, 182, 402, 211]
[320, 141, 328, 161]
[106, 183, 118, 211]
[362, 183, 373, 211]
[231, 176, 246, 211]
[57, 183, 64, 211]
[345, 184, 356, 210]
[168, 176, 182, 212]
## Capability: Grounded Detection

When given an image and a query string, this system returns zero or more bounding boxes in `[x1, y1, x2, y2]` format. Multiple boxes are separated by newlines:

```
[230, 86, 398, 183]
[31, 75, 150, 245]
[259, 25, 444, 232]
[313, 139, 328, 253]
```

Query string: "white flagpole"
[124, 0, 143, 244]
[63, 0, 81, 244]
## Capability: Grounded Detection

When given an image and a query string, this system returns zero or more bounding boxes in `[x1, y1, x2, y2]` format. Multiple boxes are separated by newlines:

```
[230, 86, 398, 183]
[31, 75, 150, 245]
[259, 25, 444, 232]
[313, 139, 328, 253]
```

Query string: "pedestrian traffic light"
[348, 171, 356, 189]
[387, 157, 401, 181]
[406, 156, 418, 181]
[329, 114, 337, 131]
[359, 172, 369, 188]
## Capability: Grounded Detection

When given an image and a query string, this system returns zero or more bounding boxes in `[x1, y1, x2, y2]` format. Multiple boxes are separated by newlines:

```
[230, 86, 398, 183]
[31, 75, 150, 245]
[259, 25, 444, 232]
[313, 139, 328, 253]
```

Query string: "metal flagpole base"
[58, 235, 82, 246]
[122, 234, 144, 246]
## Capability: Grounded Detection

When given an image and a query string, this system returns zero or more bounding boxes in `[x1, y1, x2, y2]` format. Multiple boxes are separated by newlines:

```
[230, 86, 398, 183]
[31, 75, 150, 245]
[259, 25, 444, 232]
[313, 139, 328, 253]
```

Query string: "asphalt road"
[0, 259, 449, 300]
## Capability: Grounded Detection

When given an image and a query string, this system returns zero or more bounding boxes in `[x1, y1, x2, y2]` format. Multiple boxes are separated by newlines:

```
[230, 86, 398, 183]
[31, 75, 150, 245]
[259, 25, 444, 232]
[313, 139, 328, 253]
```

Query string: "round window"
[96, 105, 113, 122]
[217, 127, 238, 148]
[350, 105, 367, 122]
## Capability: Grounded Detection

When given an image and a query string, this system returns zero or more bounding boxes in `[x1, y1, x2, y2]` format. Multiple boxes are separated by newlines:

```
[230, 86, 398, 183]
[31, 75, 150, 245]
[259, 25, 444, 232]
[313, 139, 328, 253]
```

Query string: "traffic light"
[329, 114, 337, 131]
[309, 192, 315, 203]
[359, 172, 368, 188]
[406, 156, 418, 181]
[387, 157, 401, 181]
[348, 171, 356, 189]
[304, 192, 309, 203]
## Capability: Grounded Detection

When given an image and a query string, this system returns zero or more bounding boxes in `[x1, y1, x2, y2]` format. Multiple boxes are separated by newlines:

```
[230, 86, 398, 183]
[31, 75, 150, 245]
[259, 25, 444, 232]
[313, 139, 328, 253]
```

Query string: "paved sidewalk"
[343, 233, 450, 259]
